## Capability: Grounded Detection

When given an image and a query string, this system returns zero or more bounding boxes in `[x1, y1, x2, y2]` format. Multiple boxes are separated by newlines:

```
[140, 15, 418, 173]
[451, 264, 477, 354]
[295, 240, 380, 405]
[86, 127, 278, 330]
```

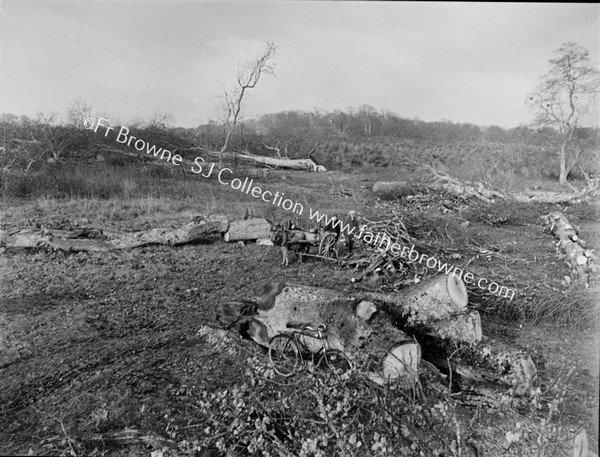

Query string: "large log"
[0, 215, 229, 252]
[201, 150, 327, 172]
[364, 272, 469, 324]
[372, 180, 598, 205]
[253, 284, 381, 354]
[360, 310, 421, 385]
[363, 273, 481, 343]
[223, 218, 272, 242]
[418, 310, 482, 344]
[513, 190, 593, 204]
[372, 181, 407, 194]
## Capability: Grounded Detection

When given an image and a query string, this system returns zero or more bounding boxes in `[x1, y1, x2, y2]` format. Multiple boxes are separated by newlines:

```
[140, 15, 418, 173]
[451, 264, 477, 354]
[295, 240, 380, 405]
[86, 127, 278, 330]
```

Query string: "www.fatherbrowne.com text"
[86, 117, 516, 300]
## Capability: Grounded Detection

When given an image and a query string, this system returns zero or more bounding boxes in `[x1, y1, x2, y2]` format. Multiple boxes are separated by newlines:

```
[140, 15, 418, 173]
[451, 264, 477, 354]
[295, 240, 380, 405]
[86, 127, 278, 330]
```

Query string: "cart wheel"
[317, 349, 352, 378]
[319, 233, 338, 259]
[268, 334, 300, 377]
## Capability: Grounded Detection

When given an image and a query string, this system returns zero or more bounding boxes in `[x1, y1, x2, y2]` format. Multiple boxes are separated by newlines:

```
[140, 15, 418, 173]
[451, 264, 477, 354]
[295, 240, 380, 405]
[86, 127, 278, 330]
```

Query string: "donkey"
[269, 223, 306, 266]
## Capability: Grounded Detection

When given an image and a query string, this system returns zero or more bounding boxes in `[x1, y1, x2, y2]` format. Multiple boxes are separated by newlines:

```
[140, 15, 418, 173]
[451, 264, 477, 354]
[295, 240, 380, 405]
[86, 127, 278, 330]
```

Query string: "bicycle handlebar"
[286, 322, 328, 333]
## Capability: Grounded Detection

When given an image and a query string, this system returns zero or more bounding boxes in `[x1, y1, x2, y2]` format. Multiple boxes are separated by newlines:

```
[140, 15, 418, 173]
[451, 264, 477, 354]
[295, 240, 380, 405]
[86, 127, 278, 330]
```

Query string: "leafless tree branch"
[218, 39, 277, 168]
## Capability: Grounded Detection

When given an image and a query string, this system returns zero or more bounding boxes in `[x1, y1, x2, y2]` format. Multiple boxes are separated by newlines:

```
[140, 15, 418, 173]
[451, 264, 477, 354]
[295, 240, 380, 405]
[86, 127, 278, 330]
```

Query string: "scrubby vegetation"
[2, 106, 599, 197]
[1, 107, 598, 456]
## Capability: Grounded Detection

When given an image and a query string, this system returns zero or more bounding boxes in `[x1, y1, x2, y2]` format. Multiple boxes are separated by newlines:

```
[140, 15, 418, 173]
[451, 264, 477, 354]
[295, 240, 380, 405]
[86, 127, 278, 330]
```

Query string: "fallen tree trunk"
[200, 150, 327, 172]
[372, 181, 408, 194]
[372, 179, 598, 205]
[415, 310, 482, 344]
[513, 190, 594, 204]
[513, 177, 599, 204]
[0, 215, 229, 252]
[223, 218, 272, 242]
[372, 175, 505, 204]
[541, 211, 598, 285]
[361, 273, 481, 344]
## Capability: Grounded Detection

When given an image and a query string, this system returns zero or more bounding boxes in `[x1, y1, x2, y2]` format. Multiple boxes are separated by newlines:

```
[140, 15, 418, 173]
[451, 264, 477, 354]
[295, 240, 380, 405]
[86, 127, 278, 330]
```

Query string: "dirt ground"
[1, 180, 599, 456]
[0, 235, 361, 454]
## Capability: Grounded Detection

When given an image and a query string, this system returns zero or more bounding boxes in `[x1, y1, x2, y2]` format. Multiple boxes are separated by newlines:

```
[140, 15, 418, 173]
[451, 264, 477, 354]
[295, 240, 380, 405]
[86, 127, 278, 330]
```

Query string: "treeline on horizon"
[192, 106, 600, 180]
[1, 105, 599, 184]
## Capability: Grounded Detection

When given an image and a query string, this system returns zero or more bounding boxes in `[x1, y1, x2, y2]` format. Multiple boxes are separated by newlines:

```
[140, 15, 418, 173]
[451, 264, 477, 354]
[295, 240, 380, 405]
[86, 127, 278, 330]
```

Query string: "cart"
[273, 226, 339, 261]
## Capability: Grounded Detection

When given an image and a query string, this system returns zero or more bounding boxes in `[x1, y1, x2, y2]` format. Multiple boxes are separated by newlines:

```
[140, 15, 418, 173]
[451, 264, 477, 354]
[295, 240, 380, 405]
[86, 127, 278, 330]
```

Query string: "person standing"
[344, 210, 360, 253]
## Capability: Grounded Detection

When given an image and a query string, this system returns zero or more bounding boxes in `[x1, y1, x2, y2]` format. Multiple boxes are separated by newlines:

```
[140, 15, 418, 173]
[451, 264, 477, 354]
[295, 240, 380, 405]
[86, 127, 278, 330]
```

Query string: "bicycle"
[268, 322, 353, 378]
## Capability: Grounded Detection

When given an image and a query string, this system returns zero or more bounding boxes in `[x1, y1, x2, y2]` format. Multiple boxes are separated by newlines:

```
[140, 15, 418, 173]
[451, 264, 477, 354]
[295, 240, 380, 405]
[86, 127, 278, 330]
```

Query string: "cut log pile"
[541, 211, 598, 286]
[216, 276, 537, 397]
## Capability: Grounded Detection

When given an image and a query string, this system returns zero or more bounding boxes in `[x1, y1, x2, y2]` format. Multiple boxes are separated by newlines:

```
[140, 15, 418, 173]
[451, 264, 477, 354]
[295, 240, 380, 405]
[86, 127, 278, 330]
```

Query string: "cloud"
[0, 1, 597, 127]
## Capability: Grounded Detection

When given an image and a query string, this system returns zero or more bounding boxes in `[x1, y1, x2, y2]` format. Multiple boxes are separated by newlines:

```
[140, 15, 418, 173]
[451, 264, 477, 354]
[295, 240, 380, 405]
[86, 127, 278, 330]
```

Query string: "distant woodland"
[1, 106, 599, 197]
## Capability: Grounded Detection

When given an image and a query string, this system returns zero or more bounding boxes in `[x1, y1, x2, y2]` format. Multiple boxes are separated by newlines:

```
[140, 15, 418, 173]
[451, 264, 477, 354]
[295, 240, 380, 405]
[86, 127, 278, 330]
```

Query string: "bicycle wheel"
[316, 349, 352, 377]
[268, 334, 300, 377]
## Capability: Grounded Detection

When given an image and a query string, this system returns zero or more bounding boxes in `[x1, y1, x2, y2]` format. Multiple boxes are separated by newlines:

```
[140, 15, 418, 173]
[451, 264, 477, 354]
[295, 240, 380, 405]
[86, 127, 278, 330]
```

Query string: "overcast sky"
[1, 1, 598, 129]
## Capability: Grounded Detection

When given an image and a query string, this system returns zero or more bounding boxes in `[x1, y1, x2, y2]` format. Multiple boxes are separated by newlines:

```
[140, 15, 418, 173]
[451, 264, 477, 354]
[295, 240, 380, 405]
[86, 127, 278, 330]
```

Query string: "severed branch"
[261, 142, 288, 159]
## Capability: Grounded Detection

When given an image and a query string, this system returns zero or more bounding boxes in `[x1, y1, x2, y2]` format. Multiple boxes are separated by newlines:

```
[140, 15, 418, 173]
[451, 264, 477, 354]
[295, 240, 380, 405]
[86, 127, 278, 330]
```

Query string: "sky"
[0, 1, 598, 129]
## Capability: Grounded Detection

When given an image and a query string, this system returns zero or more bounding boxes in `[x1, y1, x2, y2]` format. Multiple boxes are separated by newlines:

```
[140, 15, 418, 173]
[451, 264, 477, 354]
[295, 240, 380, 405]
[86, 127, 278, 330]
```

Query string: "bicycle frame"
[268, 324, 353, 378]
[283, 327, 329, 363]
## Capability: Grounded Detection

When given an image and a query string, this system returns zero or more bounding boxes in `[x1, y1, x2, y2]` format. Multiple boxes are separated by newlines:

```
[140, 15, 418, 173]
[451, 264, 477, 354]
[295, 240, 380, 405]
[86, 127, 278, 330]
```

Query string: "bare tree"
[34, 113, 77, 161]
[66, 97, 92, 129]
[147, 109, 174, 129]
[0, 114, 48, 171]
[358, 104, 378, 138]
[526, 42, 599, 189]
[218, 39, 277, 168]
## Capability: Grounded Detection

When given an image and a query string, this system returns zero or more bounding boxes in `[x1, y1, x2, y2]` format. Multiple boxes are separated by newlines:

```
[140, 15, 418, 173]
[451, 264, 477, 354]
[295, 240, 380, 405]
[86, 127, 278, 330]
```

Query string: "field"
[1, 159, 599, 456]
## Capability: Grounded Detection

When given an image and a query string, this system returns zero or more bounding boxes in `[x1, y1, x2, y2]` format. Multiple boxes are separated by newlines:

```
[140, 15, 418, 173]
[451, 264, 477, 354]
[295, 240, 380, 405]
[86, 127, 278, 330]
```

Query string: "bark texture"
[223, 218, 272, 242]
[202, 150, 326, 172]
[0, 215, 229, 251]
[363, 273, 469, 324]
[216, 281, 537, 393]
